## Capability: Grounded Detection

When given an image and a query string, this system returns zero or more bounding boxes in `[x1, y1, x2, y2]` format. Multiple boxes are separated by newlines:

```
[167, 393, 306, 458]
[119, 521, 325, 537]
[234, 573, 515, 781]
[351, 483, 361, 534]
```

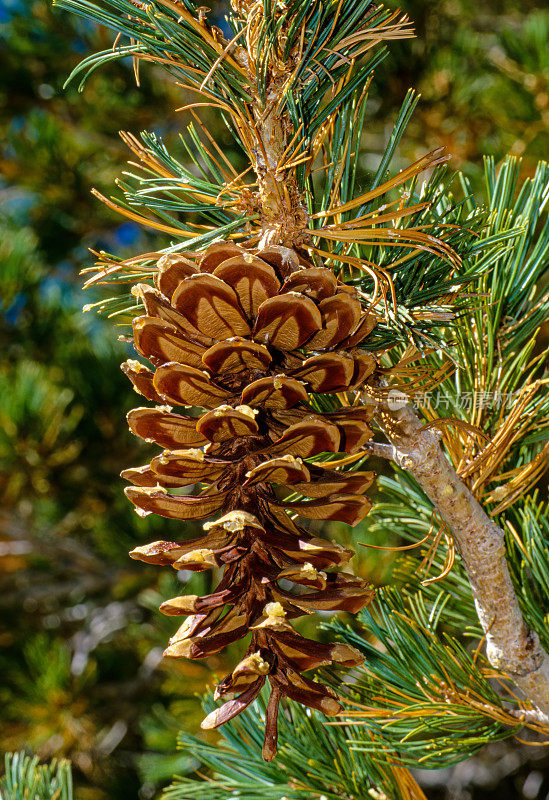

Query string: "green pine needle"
[1, 753, 73, 800]
[325, 588, 521, 769]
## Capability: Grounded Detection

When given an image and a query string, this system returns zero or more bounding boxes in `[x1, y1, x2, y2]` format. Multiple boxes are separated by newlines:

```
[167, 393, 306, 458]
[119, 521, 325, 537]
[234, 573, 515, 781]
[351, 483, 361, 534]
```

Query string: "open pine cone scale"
[123, 242, 377, 759]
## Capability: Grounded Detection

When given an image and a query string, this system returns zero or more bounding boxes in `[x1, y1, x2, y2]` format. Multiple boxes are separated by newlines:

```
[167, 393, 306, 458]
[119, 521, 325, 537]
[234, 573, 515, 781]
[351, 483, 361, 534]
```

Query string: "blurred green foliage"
[0, 0, 547, 798]
[370, 1, 549, 182]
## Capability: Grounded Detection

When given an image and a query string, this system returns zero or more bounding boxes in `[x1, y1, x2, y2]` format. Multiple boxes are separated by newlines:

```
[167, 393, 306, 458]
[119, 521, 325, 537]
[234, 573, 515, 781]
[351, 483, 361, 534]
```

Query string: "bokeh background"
[1, 1, 548, 798]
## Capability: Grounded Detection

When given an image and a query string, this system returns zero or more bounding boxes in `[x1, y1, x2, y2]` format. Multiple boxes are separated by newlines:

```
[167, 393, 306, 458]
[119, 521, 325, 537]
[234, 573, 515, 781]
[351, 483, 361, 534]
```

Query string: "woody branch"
[375, 398, 549, 722]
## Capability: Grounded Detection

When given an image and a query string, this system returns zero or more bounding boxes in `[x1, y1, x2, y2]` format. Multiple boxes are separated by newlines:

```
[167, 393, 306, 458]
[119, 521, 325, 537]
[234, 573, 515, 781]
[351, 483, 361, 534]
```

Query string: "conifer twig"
[376, 398, 549, 723]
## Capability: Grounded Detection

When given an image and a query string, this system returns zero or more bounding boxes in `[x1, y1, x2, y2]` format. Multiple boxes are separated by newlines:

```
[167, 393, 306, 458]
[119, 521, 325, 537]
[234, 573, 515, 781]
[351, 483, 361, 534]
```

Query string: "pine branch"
[339, 153, 549, 745]
[376, 398, 549, 723]
[58, 0, 493, 347]
[389, 158, 549, 513]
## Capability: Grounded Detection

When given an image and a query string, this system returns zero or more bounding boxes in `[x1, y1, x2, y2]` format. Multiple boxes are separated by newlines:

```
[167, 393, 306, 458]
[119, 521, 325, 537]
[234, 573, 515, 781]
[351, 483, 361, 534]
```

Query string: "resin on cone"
[124, 241, 377, 759]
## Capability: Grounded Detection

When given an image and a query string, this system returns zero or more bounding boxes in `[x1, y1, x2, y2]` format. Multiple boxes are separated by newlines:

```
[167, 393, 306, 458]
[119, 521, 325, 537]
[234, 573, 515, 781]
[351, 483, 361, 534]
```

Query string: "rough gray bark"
[375, 399, 549, 723]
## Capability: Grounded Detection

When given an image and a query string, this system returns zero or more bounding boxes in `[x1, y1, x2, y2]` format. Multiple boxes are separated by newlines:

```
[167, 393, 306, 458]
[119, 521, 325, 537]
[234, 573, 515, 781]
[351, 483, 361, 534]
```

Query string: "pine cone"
[122, 242, 377, 759]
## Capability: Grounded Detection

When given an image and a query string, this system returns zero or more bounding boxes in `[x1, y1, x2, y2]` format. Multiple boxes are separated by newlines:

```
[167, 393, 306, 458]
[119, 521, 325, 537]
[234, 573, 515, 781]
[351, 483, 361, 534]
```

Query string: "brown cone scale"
[123, 243, 377, 759]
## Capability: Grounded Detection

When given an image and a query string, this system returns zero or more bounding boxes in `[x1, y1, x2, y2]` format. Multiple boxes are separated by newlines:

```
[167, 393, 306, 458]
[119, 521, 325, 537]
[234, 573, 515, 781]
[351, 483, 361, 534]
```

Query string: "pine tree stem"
[253, 99, 309, 247]
[376, 399, 549, 722]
